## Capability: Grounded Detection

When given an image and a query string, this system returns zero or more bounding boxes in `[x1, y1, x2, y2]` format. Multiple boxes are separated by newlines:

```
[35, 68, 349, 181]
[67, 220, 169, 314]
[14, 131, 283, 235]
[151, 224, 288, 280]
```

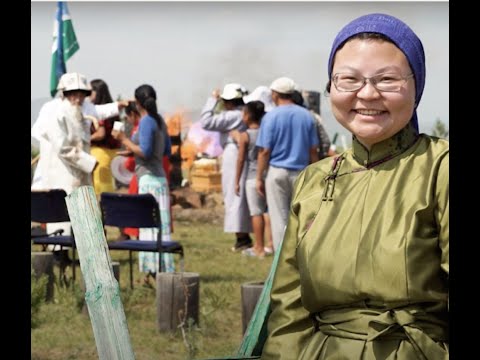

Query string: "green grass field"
[31, 221, 272, 360]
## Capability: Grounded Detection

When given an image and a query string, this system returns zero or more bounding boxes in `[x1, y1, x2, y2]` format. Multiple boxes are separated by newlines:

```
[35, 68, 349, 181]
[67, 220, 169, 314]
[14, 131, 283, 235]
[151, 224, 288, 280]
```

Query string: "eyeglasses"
[332, 72, 414, 93]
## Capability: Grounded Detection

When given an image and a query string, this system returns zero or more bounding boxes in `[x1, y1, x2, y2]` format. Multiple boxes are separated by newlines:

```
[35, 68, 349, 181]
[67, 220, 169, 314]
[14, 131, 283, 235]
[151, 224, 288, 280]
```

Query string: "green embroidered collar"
[351, 122, 419, 167]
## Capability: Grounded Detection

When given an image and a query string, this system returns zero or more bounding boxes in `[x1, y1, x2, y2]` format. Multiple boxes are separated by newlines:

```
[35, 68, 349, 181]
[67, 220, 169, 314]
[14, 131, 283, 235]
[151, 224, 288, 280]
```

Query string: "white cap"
[57, 72, 92, 94]
[243, 86, 275, 112]
[220, 83, 245, 100]
[270, 77, 297, 95]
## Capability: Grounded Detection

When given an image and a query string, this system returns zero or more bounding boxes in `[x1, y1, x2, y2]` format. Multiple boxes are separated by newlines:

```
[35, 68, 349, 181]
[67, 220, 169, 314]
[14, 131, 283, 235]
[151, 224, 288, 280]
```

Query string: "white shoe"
[242, 247, 265, 259]
[264, 247, 274, 256]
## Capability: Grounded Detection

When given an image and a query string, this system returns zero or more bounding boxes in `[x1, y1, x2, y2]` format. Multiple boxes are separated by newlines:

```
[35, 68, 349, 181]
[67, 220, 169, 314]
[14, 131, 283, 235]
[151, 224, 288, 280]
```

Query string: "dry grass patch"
[31, 220, 272, 359]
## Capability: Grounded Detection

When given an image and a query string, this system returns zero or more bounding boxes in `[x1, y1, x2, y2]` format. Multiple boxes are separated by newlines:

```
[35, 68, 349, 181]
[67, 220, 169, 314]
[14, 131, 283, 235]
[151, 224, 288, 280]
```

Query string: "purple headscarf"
[327, 13, 425, 131]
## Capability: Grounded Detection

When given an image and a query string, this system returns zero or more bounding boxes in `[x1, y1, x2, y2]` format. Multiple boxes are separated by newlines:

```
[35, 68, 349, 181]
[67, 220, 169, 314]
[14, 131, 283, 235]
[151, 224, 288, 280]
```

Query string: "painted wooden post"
[81, 261, 121, 316]
[65, 186, 135, 360]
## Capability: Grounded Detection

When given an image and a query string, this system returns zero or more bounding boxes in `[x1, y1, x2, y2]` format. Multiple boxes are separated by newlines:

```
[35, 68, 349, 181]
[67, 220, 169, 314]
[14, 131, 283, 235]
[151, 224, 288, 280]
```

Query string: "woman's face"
[330, 39, 416, 148]
[126, 112, 139, 126]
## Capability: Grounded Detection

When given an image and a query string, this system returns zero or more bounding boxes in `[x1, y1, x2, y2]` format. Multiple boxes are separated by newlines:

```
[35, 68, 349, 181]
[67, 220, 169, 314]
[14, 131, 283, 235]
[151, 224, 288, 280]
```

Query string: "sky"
[31, 1, 449, 141]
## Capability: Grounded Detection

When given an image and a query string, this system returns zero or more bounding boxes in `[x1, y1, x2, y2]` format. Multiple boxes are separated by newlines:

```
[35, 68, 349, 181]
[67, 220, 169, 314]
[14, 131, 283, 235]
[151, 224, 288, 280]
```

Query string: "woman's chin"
[354, 124, 385, 137]
[354, 128, 388, 146]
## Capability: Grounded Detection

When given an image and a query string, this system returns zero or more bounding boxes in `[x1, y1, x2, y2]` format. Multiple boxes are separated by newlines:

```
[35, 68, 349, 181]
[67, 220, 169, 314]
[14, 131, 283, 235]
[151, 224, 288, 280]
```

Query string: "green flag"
[49, 2, 79, 97]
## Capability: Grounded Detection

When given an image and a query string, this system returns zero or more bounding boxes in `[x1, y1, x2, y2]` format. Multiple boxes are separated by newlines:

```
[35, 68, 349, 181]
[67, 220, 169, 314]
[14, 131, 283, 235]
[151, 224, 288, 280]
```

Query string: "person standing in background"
[31, 72, 98, 262]
[112, 84, 175, 282]
[292, 90, 332, 160]
[89, 79, 123, 194]
[230, 100, 274, 258]
[116, 101, 141, 240]
[200, 83, 253, 252]
[32, 74, 126, 191]
[263, 13, 448, 359]
[256, 77, 319, 252]
[116, 101, 173, 241]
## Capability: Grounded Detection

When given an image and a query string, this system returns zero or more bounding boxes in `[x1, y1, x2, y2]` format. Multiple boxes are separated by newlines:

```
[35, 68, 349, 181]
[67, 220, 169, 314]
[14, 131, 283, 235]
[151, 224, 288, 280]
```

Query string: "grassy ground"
[31, 221, 273, 360]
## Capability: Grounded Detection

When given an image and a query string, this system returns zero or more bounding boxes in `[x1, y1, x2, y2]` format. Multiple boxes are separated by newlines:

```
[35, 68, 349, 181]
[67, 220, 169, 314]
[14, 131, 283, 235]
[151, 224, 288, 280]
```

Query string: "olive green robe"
[262, 123, 449, 360]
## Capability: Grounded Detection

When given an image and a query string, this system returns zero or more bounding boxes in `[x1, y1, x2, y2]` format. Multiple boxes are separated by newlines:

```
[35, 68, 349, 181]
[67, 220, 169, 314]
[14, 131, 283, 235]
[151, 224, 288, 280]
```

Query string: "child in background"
[120, 102, 141, 239]
[231, 101, 274, 258]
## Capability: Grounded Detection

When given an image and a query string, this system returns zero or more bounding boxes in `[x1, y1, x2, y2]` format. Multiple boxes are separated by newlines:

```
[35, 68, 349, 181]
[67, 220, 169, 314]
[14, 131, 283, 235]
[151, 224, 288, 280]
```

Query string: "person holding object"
[112, 84, 175, 281]
[32, 73, 97, 195]
[32, 74, 128, 191]
[262, 13, 448, 359]
[116, 101, 141, 240]
[113, 101, 173, 241]
[89, 78, 129, 195]
[30, 72, 98, 261]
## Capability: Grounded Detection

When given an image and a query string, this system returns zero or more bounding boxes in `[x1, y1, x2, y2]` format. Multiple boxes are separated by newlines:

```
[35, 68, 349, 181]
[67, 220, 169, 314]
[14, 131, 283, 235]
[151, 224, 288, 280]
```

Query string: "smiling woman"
[330, 36, 417, 148]
[262, 13, 449, 360]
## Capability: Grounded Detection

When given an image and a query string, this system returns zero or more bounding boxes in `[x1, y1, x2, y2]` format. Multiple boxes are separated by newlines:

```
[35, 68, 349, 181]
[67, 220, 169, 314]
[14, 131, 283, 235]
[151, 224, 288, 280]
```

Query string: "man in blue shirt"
[256, 77, 319, 251]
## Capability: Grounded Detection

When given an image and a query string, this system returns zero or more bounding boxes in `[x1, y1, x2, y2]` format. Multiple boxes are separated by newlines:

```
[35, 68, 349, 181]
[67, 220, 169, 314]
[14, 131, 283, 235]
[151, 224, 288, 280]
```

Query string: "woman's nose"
[356, 80, 381, 100]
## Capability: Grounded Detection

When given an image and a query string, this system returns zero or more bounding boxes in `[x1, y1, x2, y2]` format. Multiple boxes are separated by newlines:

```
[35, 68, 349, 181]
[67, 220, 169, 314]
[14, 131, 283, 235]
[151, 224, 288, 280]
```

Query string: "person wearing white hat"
[255, 76, 320, 252]
[32, 72, 97, 195]
[200, 83, 253, 252]
[30, 72, 100, 261]
[32, 72, 128, 191]
[243, 85, 276, 112]
[31, 72, 129, 264]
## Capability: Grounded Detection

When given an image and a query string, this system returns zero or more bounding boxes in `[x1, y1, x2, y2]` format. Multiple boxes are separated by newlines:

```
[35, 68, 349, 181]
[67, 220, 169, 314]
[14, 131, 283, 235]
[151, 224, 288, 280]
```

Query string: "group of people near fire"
[32, 13, 448, 359]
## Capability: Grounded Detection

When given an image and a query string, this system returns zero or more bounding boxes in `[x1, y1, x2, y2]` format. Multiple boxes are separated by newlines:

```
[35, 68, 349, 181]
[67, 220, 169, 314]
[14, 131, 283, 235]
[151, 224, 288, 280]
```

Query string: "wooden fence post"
[156, 272, 200, 332]
[65, 186, 135, 360]
[241, 281, 264, 334]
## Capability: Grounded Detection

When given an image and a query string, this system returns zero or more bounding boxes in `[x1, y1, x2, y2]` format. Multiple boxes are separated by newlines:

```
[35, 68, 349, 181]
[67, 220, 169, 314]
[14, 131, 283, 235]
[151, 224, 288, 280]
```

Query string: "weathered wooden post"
[236, 240, 284, 357]
[65, 186, 135, 360]
[81, 261, 121, 316]
[156, 272, 200, 332]
[31, 252, 54, 301]
[241, 281, 264, 334]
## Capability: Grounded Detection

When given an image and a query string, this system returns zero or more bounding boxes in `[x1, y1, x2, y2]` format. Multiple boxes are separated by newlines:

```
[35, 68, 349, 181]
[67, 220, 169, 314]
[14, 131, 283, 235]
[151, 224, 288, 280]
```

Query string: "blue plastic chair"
[100, 192, 184, 289]
[31, 189, 77, 281]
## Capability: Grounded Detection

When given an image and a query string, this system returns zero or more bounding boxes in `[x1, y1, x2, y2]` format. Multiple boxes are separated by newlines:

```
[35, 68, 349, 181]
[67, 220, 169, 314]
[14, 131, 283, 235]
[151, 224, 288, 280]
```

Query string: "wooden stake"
[65, 186, 135, 360]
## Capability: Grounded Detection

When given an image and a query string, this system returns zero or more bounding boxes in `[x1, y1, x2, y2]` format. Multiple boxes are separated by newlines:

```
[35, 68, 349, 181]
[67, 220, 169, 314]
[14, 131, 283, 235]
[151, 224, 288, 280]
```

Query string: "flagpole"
[49, 1, 79, 97]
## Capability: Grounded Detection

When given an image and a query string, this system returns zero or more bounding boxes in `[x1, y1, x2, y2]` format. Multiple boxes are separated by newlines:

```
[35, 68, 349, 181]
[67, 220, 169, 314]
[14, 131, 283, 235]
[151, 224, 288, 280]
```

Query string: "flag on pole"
[49, 2, 79, 97]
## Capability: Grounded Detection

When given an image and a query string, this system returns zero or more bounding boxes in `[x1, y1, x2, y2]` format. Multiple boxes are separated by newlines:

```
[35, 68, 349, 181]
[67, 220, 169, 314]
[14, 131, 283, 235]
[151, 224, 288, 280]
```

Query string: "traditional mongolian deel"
[262, 124, 449, 359]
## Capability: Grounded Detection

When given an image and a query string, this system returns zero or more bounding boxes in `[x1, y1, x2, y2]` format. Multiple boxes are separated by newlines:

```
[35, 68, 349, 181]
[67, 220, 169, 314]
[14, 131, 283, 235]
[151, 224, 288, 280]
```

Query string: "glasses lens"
[373, 73, 405, 92]
[333, 72, 411, 92]
[334, 73, 363, 91]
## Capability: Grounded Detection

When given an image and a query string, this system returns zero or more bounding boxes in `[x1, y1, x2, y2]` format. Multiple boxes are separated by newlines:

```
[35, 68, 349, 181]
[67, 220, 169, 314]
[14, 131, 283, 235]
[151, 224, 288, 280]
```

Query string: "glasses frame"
[332, 72, 414, 93]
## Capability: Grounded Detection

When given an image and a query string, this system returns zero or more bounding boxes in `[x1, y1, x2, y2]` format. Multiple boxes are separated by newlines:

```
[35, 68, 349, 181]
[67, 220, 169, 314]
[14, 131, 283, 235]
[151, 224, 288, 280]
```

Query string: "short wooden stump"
[241, 281, 265, 334]
[31, 252, 55, 301]
[156, 272, 200, 332]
